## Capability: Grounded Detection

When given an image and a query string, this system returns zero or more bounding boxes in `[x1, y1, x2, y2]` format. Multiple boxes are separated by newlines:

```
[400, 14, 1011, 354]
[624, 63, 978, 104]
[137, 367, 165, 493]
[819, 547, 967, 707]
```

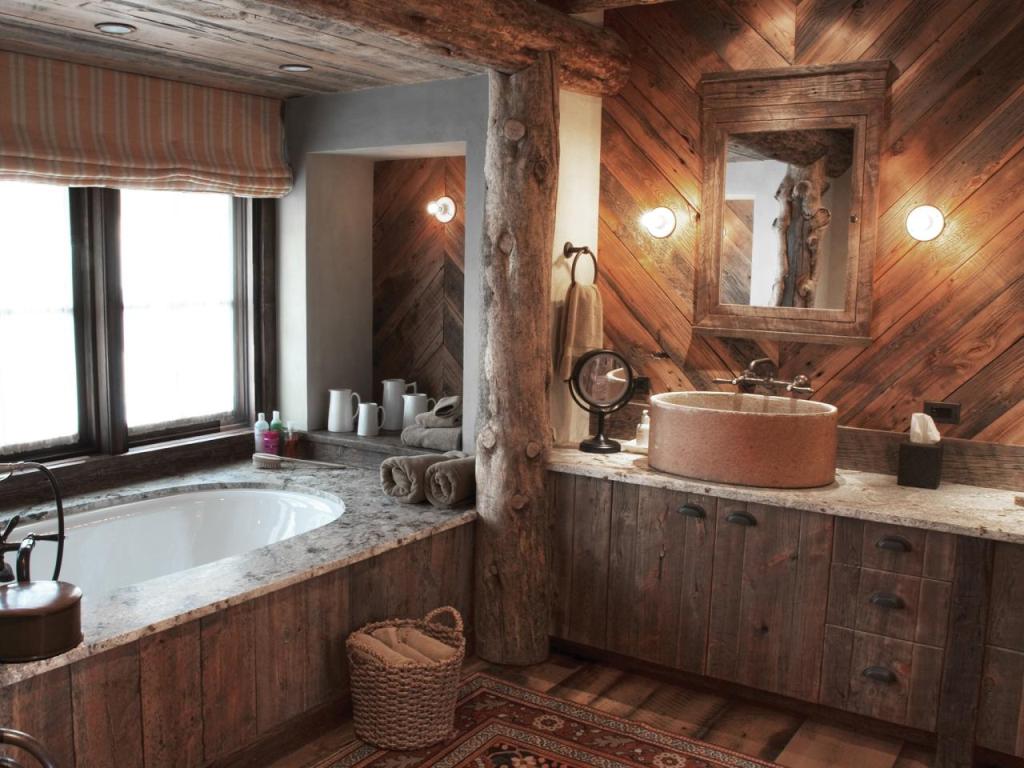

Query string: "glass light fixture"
[95, 22, 137, 34]
[906, 205, 945, 242]
[641, 207, 676, 238]
[279, 64, 313, 73]
[427, 196, 457, 223]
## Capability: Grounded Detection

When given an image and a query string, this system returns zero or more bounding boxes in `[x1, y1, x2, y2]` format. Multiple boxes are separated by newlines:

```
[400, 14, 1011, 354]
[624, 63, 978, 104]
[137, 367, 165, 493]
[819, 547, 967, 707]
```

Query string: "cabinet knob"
[678, 504, 706, 519]
[726, 511, 757, 527]
[876, 535, 911, 553]
[862, 666, 897, 684]
[869, 592, 904, 611]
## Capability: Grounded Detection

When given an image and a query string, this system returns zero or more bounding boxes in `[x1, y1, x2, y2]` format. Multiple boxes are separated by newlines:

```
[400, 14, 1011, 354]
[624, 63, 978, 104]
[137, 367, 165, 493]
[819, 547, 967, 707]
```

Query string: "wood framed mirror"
[694, 61, 895, 345]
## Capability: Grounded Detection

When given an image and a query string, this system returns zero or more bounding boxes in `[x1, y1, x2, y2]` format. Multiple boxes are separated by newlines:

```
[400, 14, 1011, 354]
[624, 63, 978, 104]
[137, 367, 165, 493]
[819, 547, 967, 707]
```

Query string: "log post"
[474, 53, 559, 666]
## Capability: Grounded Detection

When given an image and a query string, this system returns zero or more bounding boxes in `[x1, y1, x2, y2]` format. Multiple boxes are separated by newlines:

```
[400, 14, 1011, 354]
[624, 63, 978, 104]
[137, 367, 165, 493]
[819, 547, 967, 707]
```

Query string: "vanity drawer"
[821, 626, 943, 731]
[827, 564, 951, 647]
[833, 519, 955, 581]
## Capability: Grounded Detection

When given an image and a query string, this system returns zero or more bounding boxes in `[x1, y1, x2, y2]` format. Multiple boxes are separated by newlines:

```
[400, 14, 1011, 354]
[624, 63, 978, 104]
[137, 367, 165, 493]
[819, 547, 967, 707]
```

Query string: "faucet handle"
[787, 374, 815, 395]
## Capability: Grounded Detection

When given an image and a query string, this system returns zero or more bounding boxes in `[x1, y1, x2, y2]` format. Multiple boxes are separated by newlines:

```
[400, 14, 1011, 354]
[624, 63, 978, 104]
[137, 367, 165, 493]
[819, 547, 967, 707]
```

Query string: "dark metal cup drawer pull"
[725, 511, 757, 527]
[876, 535, 912, 553]
[862, 666, 897, 684]
[869, 592, 905, 610]
[678, 505, 706, 519]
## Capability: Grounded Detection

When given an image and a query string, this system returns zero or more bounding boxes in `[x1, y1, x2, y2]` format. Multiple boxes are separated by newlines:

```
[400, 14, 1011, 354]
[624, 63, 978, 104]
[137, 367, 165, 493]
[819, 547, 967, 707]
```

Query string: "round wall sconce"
[427, 196, 457, 223]
[641, 207, 676, 238]
[906, 205, 945, 242]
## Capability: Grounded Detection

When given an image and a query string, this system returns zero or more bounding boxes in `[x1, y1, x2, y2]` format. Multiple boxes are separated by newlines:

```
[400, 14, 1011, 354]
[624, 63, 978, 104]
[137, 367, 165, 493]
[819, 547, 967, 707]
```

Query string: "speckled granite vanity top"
[549, 448, 1024, 544]
[0, 460, 475, 685]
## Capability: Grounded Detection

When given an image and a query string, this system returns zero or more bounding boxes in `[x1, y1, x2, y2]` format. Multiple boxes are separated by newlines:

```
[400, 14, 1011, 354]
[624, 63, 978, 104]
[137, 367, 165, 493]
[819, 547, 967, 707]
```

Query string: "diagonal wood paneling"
[598, 0, 1024, 445]
[373, 156, 464, 402]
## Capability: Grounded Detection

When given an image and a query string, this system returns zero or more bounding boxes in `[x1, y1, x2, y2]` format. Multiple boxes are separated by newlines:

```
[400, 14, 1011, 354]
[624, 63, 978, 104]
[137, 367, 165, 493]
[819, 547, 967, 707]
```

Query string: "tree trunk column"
[474, 53, 559, 666]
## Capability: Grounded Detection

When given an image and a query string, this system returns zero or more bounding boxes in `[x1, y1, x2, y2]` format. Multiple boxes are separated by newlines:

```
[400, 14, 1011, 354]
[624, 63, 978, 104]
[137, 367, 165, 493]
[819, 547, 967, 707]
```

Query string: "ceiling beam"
[540, 0, 671, 13]
[256, 0, 631, 96]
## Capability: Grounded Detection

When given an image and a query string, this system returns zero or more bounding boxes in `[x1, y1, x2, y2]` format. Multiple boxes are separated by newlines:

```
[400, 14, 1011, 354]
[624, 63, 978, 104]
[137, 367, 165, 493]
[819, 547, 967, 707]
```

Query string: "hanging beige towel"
[556, 282, 603, 381]
[424, 456, 476, 509]
[380, 451, 463, 504]
[415, 395, 463, 428]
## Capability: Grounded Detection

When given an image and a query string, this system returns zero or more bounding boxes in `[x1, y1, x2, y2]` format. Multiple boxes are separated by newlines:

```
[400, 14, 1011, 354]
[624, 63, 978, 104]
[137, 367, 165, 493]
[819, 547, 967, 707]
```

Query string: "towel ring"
[564, 241, 598, 285]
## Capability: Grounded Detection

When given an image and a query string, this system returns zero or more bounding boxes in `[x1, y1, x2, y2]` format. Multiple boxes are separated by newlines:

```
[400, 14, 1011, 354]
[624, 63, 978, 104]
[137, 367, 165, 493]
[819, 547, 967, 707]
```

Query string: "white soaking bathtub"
[15, 488, 344, 597]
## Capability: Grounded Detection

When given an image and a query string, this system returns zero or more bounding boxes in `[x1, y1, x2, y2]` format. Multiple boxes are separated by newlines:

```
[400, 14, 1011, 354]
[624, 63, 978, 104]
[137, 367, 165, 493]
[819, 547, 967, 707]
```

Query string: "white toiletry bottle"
[254, 412, 269, 452]
[635, 409, 650, 448]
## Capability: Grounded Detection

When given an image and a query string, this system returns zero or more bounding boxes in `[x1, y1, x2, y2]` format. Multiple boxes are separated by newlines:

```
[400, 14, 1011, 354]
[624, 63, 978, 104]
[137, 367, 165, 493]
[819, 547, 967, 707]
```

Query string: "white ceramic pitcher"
[357, 402, 385, 437]
[402, 392, 436, 428]
[381, 378, 417, 431]
[327, 388, 361, 433]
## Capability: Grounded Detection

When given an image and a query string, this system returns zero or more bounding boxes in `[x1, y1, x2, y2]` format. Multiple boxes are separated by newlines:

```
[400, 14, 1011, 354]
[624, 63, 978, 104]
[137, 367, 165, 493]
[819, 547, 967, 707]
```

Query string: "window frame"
[0, 187, 274, 462]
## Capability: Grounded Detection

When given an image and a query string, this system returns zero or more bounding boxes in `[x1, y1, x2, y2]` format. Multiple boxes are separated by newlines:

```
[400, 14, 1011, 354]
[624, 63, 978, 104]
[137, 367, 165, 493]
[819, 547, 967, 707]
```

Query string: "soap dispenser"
[635, 409, 650, 448]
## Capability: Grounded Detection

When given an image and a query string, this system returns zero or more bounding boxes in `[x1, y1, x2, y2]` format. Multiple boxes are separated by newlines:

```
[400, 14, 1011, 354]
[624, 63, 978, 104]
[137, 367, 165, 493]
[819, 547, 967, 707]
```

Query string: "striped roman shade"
[0, 51, 292, 197]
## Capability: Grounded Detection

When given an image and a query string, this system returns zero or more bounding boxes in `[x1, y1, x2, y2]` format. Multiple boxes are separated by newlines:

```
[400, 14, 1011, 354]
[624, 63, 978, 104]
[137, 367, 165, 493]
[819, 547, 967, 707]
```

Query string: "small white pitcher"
[381, 378, 417, 431]
[327, 388, 361, 433]
[357, 402, 386, 437]
[402, 392, 436, 428]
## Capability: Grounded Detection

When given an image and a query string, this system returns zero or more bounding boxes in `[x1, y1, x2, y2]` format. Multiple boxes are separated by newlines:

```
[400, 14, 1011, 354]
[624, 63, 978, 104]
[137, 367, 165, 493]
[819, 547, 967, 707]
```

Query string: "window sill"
[0, 429, 252, 510]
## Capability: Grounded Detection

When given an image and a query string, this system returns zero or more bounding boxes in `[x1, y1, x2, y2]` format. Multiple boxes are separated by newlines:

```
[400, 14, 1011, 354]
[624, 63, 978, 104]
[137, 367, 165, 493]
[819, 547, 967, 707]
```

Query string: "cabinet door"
[707, 502, 833, 702]
[605, 486, 716, 672]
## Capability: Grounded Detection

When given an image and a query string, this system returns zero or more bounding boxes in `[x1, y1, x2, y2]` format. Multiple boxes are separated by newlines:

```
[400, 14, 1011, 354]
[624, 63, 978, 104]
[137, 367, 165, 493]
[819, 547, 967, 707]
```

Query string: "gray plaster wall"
[279, 76, 488, 443]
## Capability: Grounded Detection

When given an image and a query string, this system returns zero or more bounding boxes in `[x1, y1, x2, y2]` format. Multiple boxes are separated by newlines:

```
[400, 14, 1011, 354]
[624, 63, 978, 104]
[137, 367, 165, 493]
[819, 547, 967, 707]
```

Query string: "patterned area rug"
[319, 673, 778, 768]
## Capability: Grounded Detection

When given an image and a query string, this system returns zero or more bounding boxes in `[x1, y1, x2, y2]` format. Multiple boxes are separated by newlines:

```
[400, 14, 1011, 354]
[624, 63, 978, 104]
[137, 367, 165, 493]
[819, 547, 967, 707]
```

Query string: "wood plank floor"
[270, 653, 934, 768]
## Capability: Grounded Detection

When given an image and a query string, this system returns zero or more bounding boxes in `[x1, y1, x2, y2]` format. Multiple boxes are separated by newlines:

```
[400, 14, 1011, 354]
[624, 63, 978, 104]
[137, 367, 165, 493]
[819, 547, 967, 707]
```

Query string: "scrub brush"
[251, 453, 347, 470]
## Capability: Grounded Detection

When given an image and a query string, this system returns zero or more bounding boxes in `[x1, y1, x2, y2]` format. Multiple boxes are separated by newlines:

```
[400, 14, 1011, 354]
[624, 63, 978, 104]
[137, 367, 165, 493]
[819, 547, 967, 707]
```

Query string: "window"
[0, 182, 80, 454]
[0, 182, 266, 460]
[120, 190, 238, 432]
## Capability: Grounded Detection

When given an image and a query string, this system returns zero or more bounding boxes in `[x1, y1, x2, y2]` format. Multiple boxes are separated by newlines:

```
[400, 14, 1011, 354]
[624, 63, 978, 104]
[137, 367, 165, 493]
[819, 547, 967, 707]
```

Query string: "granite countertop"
[0, 459, 476, 686]
[549, 448, 1024, 544]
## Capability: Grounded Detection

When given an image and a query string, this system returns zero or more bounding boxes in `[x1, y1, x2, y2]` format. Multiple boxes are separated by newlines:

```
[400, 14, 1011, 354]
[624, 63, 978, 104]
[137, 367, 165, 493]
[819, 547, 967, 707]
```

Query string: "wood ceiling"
[0, 0, 630, 98]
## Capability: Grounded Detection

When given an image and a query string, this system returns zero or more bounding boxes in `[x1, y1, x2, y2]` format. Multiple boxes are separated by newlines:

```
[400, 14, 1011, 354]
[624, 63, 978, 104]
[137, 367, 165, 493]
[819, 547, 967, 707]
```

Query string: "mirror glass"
[719, 127, 854, 310]
[575, 352, 630, 409]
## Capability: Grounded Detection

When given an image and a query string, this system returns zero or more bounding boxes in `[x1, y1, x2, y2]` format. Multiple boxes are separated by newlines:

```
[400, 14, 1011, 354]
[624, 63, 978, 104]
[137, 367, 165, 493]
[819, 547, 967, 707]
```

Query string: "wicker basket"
[346, 606, 466, 750]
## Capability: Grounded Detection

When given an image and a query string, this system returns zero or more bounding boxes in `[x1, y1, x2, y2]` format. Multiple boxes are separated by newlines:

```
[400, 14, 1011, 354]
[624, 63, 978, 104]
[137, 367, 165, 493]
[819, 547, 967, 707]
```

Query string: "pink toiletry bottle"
[262, 424, 281, 455]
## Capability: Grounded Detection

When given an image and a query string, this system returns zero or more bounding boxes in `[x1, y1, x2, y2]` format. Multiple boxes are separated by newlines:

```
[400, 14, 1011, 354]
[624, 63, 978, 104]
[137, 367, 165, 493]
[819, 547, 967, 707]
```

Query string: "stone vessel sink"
[648, 391, 838, 488]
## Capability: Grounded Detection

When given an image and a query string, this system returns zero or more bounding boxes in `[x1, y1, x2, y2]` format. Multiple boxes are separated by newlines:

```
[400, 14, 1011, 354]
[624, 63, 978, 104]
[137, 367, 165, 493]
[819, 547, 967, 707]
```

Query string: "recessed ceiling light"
[279, 64, 313, 73]
[95, 22, 137, 35]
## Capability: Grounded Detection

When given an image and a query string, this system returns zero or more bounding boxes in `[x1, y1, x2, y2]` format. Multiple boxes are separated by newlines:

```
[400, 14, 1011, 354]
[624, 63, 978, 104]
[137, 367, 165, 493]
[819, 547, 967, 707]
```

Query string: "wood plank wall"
[373, 157, 465, 403]
[597, 0, 1024, 446]
[0, 523, 474, 768]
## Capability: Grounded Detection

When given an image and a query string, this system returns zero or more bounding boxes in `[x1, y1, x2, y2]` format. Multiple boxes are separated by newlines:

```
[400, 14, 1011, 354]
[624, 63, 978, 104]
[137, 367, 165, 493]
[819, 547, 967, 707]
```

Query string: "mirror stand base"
[580, 435, 621, 454]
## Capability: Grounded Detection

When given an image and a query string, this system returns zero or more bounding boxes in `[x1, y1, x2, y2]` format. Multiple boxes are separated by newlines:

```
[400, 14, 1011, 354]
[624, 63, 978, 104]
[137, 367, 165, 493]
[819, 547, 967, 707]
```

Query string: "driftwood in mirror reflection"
[772, 156, 831, 308]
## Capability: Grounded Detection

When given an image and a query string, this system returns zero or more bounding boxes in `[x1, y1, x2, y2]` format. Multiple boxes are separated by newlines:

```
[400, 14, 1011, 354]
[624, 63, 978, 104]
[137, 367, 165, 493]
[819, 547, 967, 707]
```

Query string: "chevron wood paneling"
[598, 0, 1024, 445]
[373, 156, 464, 403]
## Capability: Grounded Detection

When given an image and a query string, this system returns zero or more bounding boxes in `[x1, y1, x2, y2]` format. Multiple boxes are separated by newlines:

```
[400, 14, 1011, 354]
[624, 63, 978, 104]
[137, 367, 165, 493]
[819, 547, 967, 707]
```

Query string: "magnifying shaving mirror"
[568, 349, 636, 454]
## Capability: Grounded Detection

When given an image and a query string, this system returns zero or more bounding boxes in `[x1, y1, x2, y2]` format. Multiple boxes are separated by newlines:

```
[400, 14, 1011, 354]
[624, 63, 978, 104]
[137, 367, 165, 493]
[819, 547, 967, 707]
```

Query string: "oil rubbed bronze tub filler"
[0, 461, 82, 662]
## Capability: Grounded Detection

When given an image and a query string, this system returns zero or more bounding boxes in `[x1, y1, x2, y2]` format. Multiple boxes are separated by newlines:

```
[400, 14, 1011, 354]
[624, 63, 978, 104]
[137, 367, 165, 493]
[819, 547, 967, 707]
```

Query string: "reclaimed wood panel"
[827, 565, 951, 647]
[567, 475, 613, 647]
[0, 667, 75, 767]
[139, 622, 204, 768]
[373, 156, 465, 402]
[599, 0, 1024, 447]
[707, 503, 833, 702]
[820, 625, 943, 731]
[70, 644, 144, 768]
[201, 601, 259, 761]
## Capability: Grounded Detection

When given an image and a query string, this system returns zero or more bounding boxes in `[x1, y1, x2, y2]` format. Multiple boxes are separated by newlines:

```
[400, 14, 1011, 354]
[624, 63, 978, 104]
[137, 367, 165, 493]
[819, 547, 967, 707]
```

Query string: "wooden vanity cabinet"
[705, 502, 833, 702]
[978, 543, 1024, 756]
[820, 519, 954, 730]
[549, 474, 716, 671]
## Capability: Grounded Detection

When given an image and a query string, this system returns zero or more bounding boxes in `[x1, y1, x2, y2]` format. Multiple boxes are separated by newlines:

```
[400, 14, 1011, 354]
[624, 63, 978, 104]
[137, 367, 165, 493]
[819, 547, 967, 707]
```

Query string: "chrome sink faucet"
[713, 358, 815, 396]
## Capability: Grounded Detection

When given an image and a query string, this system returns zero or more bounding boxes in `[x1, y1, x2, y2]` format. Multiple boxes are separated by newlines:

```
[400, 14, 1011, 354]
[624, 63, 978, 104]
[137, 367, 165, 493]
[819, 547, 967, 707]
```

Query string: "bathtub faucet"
[0, 462, 68, 583]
